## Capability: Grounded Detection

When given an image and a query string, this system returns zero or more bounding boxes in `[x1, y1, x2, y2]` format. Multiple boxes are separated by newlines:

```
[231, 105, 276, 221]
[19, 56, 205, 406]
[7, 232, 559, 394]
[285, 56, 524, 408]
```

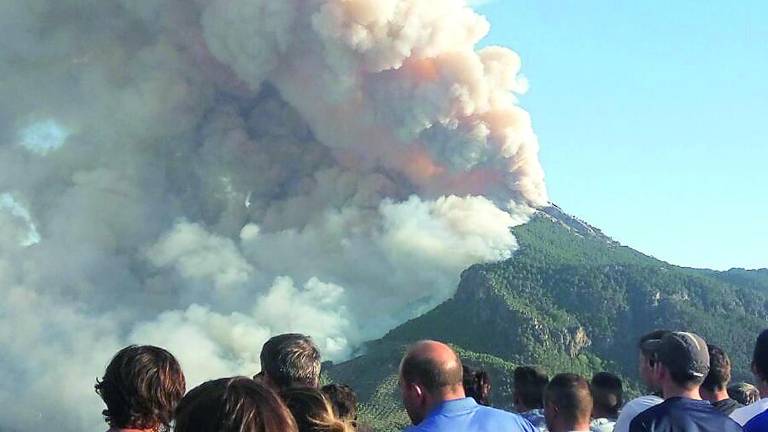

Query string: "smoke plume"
[0, 0, 547, 430]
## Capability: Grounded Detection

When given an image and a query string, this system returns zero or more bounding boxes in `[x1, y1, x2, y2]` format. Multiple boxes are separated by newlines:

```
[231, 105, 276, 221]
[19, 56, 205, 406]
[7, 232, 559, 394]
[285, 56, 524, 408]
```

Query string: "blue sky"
[475, 0, 767, 270]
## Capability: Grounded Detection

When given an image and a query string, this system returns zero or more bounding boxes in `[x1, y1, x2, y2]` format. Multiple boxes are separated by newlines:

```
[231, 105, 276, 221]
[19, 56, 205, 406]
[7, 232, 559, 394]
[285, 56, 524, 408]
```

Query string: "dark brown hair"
[321, 384, 358, 421]
[590, 372, 623, 418]
[281, 387, 353, 432]
[513, 366, 549, 410]
[545, 373, 593, 425]
[753, 329, 768, 381]
[462, 365, 492, 406]
[702, 344, 732, 391]
[175, 377, 298, 432]
[95, 345, 185, 431]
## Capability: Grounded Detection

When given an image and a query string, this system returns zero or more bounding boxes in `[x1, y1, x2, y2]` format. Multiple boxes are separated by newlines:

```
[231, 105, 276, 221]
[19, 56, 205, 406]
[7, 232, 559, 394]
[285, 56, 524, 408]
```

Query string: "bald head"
[400, 340, 464, 395]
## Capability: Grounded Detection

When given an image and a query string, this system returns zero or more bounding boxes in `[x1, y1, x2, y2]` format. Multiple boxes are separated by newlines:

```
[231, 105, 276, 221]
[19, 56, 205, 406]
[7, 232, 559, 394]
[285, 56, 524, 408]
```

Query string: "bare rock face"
[452, 264, 591, 359]
[565, 325, 591, 357]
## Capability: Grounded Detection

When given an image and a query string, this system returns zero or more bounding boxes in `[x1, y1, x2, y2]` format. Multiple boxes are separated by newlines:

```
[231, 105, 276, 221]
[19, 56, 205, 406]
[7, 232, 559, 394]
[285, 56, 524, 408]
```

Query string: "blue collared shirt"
[404, 397, 538, 432]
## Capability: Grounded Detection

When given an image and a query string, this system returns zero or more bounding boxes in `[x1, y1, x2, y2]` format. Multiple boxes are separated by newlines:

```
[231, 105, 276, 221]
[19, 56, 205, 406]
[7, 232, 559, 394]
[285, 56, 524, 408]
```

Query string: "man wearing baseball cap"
[628, 331, 742, 432]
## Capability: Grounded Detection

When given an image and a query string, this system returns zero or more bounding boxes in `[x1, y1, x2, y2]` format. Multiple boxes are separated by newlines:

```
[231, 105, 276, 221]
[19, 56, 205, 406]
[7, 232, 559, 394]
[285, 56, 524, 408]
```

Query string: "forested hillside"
[325, 206, 768, 431]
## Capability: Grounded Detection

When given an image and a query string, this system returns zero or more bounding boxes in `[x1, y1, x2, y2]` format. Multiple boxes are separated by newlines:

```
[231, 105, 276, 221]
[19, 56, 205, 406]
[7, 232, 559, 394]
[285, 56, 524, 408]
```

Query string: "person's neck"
[555, 419, 591, 432]
[708, 388, 730, 402]
[425, 387, 466, 412]
[109, 428, 156, 432]
[662, 383, 702, 400]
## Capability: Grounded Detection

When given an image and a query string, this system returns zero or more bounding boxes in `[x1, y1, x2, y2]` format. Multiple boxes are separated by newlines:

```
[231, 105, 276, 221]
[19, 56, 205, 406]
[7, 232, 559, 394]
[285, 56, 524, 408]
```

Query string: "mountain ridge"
[325, 205, 768, 431]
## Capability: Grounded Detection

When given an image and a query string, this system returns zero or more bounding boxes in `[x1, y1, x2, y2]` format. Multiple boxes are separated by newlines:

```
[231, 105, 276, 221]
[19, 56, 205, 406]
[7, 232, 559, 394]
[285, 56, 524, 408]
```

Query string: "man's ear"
[546, 400, 558, 418]
[411, 383, 425, 400]
[546, 402, 560, 415]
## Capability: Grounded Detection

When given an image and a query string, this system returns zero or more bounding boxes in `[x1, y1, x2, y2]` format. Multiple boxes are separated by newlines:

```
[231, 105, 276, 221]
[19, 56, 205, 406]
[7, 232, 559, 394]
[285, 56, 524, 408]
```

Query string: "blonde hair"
[281, 387, 354, 432]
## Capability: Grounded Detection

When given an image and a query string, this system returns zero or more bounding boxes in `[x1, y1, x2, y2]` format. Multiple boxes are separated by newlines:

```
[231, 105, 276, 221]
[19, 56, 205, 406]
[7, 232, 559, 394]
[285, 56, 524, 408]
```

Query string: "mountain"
[324, 205, 768, 431]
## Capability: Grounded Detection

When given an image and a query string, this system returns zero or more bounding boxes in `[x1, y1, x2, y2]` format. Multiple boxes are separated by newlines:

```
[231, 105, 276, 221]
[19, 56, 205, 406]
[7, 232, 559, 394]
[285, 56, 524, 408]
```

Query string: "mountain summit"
[325, 206, 768, 431]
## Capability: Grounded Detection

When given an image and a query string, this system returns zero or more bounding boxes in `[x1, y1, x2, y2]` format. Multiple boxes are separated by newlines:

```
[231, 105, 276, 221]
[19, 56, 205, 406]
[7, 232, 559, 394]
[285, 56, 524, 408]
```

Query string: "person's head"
[751, 329, 768, 387]
[175, 376, 298, 432]
[543, 373, 593, 432]
[321, 384, 358, 422]
[282, 387, 353, 432]
[637, 329, 672, 389]
[95, 345, 185, 431]
[728, 382, 760, 406]
[398, 340, 465, 425]
[590, 372, 623, 419]
[700, 344, 732, 401]
[260, 333, 321, 391]
[513, 366, 549, 412]
[462, 365, 491, 406]
[641, 331, 710, 395]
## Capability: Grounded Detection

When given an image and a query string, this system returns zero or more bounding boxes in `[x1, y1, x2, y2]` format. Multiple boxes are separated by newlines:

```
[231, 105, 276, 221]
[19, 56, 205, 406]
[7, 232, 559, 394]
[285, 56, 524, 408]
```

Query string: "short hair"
[321, 384, 358, 421]
[400, 345, 463, 394]
[544, 373, 593, 426]
[638, 329, 672, 360]
[702, 344, 732, 391]
[281, 387, 353, 432]
[175, 377, 298, 432]
[260, 333, 321, 389]
[514, 366, 550, 409]
[95, 345, 185, 431]
[752, 329, 768, 381]
[463, 365, 492, 406]
[590, 372, 623, 417]
[728, 382, 760, 406]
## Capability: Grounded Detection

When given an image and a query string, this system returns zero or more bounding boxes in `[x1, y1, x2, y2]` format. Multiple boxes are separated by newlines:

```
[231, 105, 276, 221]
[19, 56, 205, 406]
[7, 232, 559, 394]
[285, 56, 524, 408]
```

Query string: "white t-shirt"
[590, 417, 616, 432]
[613, 395, 663, 432]
[731, 397, 768, 426]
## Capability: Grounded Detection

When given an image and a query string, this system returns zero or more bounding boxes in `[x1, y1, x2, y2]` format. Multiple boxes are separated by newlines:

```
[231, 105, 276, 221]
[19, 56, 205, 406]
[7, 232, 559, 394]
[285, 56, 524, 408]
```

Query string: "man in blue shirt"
[400, 340, 536, 432]
[628, 332, 742, 432]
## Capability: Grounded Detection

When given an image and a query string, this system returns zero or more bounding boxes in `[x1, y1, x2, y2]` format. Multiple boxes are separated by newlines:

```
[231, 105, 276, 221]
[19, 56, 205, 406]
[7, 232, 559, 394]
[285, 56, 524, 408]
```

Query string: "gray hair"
[260, 334, 321, 389]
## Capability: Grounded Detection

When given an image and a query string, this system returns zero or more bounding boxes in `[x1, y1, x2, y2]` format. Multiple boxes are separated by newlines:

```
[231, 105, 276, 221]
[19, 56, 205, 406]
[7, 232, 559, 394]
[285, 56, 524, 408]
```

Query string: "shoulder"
[617, 396, 663, 424]
[476, 405, 529, 421]
[732, 398, 768, 426]
[625, 396, 664, 414]
[475, 406, 538, 431]
[744, 409, 768, 432]
[621, 397, 665, 432]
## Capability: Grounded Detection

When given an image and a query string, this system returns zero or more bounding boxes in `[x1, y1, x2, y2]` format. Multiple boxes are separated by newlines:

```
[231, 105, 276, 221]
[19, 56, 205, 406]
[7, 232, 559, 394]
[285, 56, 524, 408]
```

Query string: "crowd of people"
[95, 329, 768, 432]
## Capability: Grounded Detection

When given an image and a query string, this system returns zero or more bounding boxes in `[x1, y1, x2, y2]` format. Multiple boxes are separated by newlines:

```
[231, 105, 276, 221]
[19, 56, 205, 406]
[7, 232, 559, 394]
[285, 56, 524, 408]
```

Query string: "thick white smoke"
[0, 0, 547, 430]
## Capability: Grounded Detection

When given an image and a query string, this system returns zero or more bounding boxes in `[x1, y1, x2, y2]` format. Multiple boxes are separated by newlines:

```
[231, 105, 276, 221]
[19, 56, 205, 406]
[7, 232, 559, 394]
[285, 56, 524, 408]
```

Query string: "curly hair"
[95, 345, 185, 431]
[175, 377, 298, 432]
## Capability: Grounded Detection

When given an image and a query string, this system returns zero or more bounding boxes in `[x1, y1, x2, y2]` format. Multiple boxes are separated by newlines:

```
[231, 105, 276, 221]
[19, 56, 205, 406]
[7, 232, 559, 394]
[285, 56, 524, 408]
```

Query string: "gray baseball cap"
[641, 331, 710, 379]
